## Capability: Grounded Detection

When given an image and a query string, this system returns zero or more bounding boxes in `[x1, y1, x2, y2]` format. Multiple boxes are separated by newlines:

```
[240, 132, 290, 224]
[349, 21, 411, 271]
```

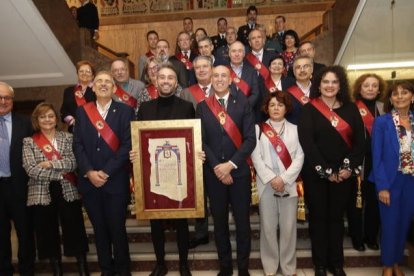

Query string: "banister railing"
[95, 41, 135, 78]
[300, 23, 323, 42]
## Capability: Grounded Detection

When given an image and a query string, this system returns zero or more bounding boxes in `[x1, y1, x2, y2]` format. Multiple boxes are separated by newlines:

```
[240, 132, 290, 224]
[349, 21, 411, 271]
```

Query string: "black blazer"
[60, 85, 96, 124]
[10, 112, 33, 199]
[237, 24, 254, 47]
[196, 90, 256, 178]
[211, 34, 227, 51]
[169, 56, 190, 88]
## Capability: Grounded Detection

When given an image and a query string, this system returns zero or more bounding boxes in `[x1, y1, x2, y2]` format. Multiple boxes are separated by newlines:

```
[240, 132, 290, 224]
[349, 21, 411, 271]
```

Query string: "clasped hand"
[214, 162, 234, 185]
[328, 169, 351, 183]
[87, 170, 109, 187]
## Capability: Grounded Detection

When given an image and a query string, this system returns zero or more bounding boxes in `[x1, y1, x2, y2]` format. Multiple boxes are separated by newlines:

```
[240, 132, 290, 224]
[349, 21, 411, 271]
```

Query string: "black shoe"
[328, 267, 346, 276]
[76, 254, 90, 276]
[364, 239, 379, 250]
[351, 238, 366, 251]
[217, 266, 233, 276]
[49, 258, 63, 276]
[314, 266, 327, 276]
[238, 269, 250, 276]
[188, 236, 209, 249]
[149, 264, 168, 276]
[179, 265, 192, 276]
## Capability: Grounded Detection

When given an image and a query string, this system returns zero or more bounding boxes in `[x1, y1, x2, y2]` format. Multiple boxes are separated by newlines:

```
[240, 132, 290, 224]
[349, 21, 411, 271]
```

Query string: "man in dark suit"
[0, 82, 35, 276]
[156, 39, 189, 88]
[137, 64, 194, 276]
[214, 26, 238, 66]
[228, 41, 260, 120]
[298, 41, 326, 75]
[210, 17, 228, 51]
[271, 15, 286, 48]
[77, 0, 99, 47]
[237, 5, 258, 47]
[196, 66, 256, 276]
[175, 31, 198, 86]
[73, 71, 134, 276]
[247, 29, 277, 121]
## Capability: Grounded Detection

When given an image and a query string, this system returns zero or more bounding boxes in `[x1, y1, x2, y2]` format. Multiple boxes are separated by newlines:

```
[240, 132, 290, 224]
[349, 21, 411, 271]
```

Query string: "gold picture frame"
[131, 119, 204, 220]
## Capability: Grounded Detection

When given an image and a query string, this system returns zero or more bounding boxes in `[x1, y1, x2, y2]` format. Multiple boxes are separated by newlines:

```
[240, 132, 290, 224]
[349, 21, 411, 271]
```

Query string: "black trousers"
[303, 169, 353, 268]
[31, 181, 88, 259]
[205, 172, 251, 273]
[150, 219, 189, 266]
[82, 189, 130, 275]
[0, 177, 35, 276]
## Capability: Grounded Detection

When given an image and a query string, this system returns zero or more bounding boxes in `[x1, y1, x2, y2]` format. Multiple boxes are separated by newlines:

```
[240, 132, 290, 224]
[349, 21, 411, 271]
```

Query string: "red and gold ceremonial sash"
[310, 98, 353, 148]
[83, 102, 120, 152]
[264, 77, 279, 92]
[245, 53, 269, 80]
[147, 84, 158, 99]
[355, 100, 374, 136]
[32, 132, 77, 186]
[260, 122, 292, 169]
[145, 51, 155, 58]
[73, 85, 87, 107]
[228, 67, 251, 97]
[287, 85, 309, 105]
[188, 84, 207, 104]
[205, 96, 242, 148]
[176, 53, 193, 70]
[114, 85, 138, 108]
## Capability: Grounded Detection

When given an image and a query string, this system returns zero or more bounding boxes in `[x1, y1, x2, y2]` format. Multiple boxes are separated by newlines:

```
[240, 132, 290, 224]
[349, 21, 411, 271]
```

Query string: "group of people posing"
[1, 6, 414, 276]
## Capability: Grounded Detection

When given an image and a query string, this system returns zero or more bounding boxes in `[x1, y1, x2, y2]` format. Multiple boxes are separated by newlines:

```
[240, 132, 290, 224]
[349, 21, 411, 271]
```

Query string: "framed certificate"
[131, 119, 204, 220]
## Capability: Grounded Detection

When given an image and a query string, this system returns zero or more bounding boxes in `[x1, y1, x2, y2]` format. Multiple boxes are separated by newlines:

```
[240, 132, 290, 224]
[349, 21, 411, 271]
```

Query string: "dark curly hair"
[309, 65, 351, 104]
[383, 81, 414, 113]
[352, 73, 386, 101]
[282, 29, 299, 50]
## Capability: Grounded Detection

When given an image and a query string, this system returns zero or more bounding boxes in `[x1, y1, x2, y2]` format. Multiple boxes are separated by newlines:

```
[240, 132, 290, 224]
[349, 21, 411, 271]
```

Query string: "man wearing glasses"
[0, 82, 35, 276]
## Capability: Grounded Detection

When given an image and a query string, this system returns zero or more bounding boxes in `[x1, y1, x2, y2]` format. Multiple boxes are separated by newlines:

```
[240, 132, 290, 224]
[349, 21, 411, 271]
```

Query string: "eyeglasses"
[112, 68, 127, 73]
[78, 70, 92, 75]
[294, 64, 312, 71]
[0, 96, 13, 102]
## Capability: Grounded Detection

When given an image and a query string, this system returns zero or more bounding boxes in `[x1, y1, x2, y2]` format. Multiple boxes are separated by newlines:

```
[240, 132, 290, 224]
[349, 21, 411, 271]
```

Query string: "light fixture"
[347, 61, 414, 70]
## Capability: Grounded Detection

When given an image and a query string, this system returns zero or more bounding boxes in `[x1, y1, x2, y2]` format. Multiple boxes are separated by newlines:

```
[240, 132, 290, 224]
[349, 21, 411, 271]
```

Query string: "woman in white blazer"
[251, 91, 304, 276]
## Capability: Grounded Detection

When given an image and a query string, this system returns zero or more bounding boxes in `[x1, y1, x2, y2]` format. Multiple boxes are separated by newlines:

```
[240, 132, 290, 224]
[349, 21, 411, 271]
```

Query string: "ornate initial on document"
[148, 138, 187, 202]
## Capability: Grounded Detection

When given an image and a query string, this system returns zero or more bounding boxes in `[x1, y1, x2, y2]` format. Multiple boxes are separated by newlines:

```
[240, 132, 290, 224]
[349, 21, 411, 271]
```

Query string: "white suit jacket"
[251, 119, 304, 199]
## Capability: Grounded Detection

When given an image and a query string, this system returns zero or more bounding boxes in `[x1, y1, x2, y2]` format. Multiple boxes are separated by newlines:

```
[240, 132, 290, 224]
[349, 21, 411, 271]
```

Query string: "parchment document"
[148, 138, 187, 202]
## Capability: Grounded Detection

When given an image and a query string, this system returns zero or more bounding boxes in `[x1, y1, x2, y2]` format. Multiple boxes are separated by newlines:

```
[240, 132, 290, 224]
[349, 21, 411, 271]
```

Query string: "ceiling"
[0, 0, 77, 88]
[335, 0, 414, 82]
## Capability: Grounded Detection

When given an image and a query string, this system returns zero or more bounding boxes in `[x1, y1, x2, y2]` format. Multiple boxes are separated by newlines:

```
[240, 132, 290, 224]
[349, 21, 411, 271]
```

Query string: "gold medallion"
[330, 116, 339, 128]
[43, 145, 52, 153]
[75, 91, 83, 98]
[122, 94, 129, 101]
[218, 111, 226, 125]
[301, 96, 309, 104]
[359, 108, 367, 116]
[233, 77, 240, 83]
[255, 63, 262, 70]
[266, 130, 274, 138]
[96, 120, 104, 130]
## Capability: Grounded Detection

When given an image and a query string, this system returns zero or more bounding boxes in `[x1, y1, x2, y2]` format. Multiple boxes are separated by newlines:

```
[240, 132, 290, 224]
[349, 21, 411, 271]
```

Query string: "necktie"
[218, 98, 225, 108]
[183, 51, 189, 59]
[0, 117, 10, 175]
[202, 87, 208, 97]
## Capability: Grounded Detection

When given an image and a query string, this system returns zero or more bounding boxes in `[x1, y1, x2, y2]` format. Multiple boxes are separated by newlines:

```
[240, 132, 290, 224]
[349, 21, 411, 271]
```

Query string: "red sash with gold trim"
[114, 86, 138, 108]
[287, 85, 309, 105]
[73, 85, 87, 107]
[260, 122, 292, 169]
[188, 84, 206, 104]
[205, 96, 242, 148]
[355, 100, 374, 136]
[83, 102, 120, 152]
[147, 84, 158, 99]
[310, 98, 353, 148]
[176, 53, 193, 70]
[32, 132, 77, 186]
[264, 77, 279, 92]
[145, 51, 154, 58]
[228, 68, 251, 97]
[245, 53, 269, 80]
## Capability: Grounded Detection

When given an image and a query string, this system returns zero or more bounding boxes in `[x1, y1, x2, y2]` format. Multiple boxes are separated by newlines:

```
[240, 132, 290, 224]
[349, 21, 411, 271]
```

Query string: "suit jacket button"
[97, 147, 100, 151]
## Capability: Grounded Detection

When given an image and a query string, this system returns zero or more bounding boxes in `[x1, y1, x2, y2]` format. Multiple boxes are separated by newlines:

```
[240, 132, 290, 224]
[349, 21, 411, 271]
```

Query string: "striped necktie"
[0, 117, 10, 175]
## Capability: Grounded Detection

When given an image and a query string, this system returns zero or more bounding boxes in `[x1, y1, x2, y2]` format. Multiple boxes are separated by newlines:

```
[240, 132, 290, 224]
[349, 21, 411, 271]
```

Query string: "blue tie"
[0, 117, 10, 176]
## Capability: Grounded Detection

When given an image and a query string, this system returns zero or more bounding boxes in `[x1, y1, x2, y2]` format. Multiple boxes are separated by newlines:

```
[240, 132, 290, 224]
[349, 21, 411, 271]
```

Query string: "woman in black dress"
[297, 66, 365, 276]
